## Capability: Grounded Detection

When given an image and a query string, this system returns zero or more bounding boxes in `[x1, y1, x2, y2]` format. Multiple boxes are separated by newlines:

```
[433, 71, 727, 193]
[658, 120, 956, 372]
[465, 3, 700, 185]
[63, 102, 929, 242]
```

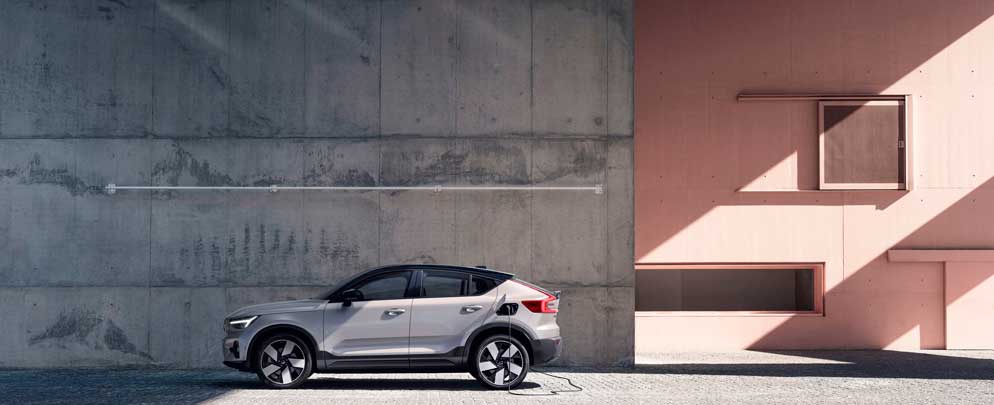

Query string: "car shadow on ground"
[611, 351, 994, 380]
[207, 376, 541, 391]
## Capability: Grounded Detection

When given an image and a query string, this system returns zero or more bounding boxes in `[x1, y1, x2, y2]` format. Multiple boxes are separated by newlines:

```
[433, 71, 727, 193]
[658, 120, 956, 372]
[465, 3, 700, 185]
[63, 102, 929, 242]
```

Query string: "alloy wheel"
[259, 339, 307, 385]
[477, 339, 525, 386]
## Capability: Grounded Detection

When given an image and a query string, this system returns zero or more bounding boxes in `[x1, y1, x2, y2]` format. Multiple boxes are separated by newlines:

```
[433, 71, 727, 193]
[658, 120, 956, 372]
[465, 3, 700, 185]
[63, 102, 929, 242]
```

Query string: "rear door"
[409, 270, 499, 365]
[322, 269, 415, 370]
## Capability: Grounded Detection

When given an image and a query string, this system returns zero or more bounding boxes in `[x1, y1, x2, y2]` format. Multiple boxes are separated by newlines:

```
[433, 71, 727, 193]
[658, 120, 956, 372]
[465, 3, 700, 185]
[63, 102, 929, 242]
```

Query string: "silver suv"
[222, 265, 562, 389]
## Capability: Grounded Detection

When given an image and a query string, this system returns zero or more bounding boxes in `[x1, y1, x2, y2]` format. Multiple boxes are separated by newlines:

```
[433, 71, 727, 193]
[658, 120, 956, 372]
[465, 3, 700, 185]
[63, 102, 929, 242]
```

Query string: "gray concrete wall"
[0, 0, 633, 368]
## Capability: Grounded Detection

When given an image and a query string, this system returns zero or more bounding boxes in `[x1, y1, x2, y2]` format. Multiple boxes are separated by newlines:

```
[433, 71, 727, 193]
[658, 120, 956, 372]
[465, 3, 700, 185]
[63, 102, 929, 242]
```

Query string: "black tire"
[253, 334, 314, 389]
[470, 334, 530, 389]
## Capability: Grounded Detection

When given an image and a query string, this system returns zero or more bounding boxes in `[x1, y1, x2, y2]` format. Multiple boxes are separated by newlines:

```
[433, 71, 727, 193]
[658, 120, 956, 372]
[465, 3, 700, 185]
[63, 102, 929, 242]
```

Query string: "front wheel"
[253, 334, 313, 389]
[470, 334, 530, 389]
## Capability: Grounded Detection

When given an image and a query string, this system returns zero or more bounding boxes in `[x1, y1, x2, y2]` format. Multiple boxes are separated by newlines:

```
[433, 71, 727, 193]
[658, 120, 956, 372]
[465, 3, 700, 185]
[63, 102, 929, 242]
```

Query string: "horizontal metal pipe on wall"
[104, 184, 605, 194]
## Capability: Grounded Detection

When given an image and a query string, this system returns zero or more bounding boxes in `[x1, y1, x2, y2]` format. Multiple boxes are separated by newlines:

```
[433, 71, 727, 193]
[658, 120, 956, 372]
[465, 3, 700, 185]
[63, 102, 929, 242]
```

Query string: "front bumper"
[222, 336, 253, 372]
[532, 337, 562, 365]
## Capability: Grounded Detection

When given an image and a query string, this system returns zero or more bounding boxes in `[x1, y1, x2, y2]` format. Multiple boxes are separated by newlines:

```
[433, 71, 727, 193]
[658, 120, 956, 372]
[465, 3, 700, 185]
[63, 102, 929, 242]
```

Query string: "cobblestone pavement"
[2, 351, 993, 404]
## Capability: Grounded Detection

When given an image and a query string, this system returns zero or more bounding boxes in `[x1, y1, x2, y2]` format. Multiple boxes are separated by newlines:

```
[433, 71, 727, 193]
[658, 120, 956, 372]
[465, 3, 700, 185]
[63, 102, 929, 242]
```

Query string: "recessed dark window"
[635, 265, 822, 313]
[819, 100, 909, 190]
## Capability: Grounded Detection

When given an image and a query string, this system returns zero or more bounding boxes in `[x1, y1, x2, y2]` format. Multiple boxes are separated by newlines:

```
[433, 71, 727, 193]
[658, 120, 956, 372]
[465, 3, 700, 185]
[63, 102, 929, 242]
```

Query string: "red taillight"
[516, 280, 559, 313]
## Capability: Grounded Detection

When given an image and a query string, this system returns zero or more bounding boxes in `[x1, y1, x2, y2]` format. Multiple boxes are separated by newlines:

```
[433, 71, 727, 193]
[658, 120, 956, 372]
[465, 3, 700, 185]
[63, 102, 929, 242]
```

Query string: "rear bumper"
[532, 337, 562, 365]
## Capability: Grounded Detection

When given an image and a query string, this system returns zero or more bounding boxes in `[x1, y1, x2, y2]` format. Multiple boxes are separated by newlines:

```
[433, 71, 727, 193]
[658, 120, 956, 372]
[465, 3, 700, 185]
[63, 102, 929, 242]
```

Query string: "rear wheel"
[253, 334, 313, 389]
[470, 334, 530, 389]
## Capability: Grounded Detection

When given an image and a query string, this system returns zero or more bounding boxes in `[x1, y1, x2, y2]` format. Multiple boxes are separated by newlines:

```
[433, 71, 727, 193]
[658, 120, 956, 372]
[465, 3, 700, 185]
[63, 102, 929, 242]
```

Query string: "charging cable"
[502, 296, 583, 397]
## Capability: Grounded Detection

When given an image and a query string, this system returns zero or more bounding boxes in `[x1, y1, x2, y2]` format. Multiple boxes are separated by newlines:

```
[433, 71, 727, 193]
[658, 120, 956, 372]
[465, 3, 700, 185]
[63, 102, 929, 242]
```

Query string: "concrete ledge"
[887, 249, 994, 263]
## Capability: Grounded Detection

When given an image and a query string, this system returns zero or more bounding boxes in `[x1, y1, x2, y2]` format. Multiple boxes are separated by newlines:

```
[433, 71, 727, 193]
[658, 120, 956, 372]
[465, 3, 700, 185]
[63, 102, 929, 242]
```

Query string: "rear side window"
[421, 271, 469, 298]
[470, 276, 498, 295]
[419, 270, 501, 298]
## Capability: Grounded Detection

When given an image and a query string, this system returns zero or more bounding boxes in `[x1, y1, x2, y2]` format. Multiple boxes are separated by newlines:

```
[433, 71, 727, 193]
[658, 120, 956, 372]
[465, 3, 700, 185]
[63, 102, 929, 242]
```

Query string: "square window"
[819, 100, 910, 190]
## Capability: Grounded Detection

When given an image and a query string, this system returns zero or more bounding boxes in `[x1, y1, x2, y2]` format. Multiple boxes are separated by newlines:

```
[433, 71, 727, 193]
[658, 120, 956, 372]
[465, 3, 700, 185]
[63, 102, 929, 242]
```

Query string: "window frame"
[634, 263, 825, 317]
[328, 269, 417, 302]
[818, 98, 912, 191]
[412, 269, 500, 299]
[418, 269, 470, 298]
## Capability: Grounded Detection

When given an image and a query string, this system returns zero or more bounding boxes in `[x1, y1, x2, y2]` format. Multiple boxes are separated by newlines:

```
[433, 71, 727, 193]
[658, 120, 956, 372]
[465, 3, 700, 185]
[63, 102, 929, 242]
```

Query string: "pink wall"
[635, 0, 994, 352]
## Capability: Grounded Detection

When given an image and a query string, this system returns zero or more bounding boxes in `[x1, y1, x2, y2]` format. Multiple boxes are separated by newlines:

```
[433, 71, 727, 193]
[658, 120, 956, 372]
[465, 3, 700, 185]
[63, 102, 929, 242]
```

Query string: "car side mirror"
[340, 289, 362, 307]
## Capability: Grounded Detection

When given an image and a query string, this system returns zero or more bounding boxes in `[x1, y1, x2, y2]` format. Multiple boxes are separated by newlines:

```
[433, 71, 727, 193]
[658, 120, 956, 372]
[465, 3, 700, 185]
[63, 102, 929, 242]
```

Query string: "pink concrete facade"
[634, 0, 994, 352]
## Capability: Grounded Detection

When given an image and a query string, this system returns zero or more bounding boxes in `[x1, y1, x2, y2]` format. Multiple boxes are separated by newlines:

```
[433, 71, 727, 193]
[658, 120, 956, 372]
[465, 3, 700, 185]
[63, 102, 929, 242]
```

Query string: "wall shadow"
[749, 177, 994, 350]
[628, 351, 994, 380]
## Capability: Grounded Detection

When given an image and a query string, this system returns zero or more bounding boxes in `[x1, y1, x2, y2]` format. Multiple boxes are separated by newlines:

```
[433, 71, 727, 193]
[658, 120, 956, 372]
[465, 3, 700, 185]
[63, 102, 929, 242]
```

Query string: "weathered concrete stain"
[103, 320, 152, 360]
[302, 143, 377, 186]
[381, 142, 529, 186]
[317, 228, 360, 262]
[106, 0, 131, 10]
[207, 66, 229, 89]
[1, 154, 103, 196]
[152, 144, 235, 187]
[285, 230, 296, 257]
[97, 6, 115, 21]
[167, 222, 328, 285]
[405, 254, 437, 264]
[230, 109, 282, 136]
[609, 4, 631, 45]
[257, 224, 266, 256]
[303, 166, 376, 187]
[209, 236, 222, 281]
[151, 143, 291, 192]
[28, 309, 102, 345]
[462, 142, 530, 184]
[28, 309, 152, 360]
[224, 234, 238, 283]
[241, 225, 251, 276]
[536, 145, 607, 183]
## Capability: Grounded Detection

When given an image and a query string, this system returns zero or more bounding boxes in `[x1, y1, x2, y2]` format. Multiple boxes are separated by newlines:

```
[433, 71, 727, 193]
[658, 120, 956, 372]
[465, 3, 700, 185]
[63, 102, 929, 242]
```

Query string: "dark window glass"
[636, 268, 816, 311]
[820, 101, 906, 188]
[353, 272, 411, 301]
[470, 276, 498, 295]
[421, 271, 468, 298]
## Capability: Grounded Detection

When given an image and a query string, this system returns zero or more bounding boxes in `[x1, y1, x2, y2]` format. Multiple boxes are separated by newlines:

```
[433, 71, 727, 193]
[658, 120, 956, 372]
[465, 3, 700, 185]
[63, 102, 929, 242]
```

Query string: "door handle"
[462, 305, 484, 313]
[384, 308, 406, 316]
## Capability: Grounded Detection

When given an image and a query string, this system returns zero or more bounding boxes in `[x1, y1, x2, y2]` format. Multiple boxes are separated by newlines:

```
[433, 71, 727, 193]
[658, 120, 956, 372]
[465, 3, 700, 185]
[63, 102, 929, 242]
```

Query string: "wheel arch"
[464, 323, 535, 366]
[247, 324, 320, 369]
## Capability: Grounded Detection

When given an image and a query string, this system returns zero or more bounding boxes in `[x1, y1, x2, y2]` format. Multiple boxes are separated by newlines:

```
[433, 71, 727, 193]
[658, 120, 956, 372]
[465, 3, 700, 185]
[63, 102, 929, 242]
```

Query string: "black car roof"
[317, 264, 515, 300]
[368, 264, 515, 280]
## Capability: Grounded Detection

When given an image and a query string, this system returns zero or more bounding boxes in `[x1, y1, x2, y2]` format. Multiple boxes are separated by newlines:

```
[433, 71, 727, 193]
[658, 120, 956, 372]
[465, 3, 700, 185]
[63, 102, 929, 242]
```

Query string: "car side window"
[352, 272, 411, 301]
[470, 276, 498, 295]
[421, 271, 469, 298]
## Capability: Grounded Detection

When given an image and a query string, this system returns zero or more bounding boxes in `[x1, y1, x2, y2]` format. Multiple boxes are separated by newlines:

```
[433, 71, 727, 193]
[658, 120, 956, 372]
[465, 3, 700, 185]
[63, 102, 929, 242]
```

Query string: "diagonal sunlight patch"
[286, 0, 363, 47]
[737, 152, 799, 192]
[158, 1, 228, 53]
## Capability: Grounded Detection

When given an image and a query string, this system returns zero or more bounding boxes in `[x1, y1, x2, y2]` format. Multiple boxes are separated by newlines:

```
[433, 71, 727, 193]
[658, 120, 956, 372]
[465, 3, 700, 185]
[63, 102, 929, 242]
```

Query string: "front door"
[323, 270, 414, 369]
[409, 270, 499, 366]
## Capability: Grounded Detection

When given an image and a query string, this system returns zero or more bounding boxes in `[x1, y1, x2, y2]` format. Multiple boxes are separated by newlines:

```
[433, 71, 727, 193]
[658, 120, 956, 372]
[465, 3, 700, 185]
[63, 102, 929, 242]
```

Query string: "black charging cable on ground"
[501, 301, 583, 397]
[507, 369, 584, 397]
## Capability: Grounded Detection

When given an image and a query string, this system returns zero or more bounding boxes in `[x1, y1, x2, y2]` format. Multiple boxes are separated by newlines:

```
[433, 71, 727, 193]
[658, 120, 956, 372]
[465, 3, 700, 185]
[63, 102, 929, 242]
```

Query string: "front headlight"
[226, 315, 259, 331]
